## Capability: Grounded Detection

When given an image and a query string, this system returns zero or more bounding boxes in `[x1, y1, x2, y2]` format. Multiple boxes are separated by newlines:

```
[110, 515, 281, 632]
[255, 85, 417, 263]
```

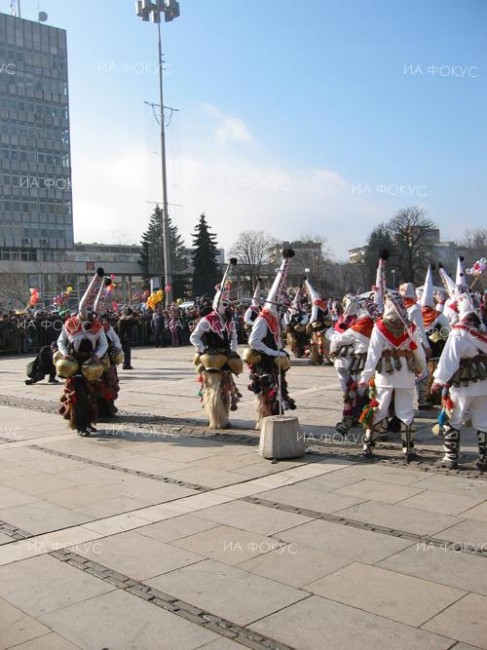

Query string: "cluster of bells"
[53, 350, 124, 381]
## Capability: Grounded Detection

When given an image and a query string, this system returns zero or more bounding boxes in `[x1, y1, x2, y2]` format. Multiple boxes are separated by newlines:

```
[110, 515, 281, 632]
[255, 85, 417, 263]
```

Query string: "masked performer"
[245, 249, 296, 428]
[190, 259, 242, 429]
[284, 282, 310, 359]
[327, 293, 360, 425]
[305, 274, 332, 366]
[359, 293, 426, 461]
[93, 277, 123, 417]
[417, 265, 450, 408]
[56, 268, 108, 435]
[432, 293, 487, 469]
[329, 299, 375, 436]
[244, 278, 263, 335]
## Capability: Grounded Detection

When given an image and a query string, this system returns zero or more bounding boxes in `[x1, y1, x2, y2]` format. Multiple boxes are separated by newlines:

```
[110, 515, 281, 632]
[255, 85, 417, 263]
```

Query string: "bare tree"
[230, 230, 277, 294]
[458, 228, 487, 255]
[388, 207, 438, 284]
[0, 263, 30, 310]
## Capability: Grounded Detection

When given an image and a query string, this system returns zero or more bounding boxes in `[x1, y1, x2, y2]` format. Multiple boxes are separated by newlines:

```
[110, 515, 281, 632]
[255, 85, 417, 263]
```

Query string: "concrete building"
[0, 11, 73, 264]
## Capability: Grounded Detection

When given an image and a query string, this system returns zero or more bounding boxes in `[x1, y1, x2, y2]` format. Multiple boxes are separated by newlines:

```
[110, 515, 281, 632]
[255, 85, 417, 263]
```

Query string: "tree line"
[138, 204, 487, 300]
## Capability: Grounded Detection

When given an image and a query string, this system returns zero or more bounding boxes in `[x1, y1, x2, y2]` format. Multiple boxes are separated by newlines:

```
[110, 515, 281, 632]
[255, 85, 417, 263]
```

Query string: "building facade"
[0, 11, 73, 264]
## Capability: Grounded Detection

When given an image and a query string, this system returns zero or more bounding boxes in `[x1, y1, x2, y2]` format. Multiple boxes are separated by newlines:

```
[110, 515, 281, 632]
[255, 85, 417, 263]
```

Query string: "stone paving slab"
[422, 593, 487, 649]
[303, 561, 465, 627]
[237, 543, 352, 588]
[136, 514, 221, 543]
[0, 555, 114, 617]
[333, 477, 425, 504]
[171, 524, 286, 566]
[0, 597, 52, 650]
[0, 500, 91, 536]
[378, 544, 487, 596]
[397, 489, 486, 516]
[276, 519, 415, 564]
[5, 634, 81, 649]
[336, 500, 464, 536]
[435, 518, 487, 548]
[39, 589, 219, 650]
[146, 558, 308, 626]
[195, 499, 313, 536]
[76, 529, 204, 581]
[249, 595, 455, 650]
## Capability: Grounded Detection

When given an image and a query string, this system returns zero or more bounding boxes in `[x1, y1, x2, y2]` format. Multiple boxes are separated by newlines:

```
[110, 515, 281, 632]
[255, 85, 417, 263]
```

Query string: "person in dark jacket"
[25, 342, 59, 385]
[117, 308, 137, 369]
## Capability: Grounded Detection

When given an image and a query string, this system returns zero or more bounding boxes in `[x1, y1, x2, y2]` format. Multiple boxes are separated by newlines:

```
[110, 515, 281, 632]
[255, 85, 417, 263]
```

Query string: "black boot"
[477, 430, 487, 471]
[441, 425, 460, 469]
[401, 425, 417, 462]
[362, 428, 376, 458]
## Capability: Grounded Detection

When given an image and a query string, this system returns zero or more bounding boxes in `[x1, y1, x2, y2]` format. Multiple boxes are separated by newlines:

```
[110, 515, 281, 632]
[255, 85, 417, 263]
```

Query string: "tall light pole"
[135, 0, 180, 307]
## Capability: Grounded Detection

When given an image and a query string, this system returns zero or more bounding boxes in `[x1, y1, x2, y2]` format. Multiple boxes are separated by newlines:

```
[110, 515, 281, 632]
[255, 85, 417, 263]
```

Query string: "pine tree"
[191, 213, 220, 297]
[139, 205, 187, 298]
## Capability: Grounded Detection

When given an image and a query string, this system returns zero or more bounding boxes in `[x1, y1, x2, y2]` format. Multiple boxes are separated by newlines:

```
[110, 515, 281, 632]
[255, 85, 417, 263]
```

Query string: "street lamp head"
[135, 0, 180, 22]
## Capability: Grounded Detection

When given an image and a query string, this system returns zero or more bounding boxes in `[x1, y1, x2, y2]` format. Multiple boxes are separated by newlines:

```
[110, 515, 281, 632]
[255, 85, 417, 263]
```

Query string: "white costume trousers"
[449, 384, 487, 432]
[373, 387, 415, 427]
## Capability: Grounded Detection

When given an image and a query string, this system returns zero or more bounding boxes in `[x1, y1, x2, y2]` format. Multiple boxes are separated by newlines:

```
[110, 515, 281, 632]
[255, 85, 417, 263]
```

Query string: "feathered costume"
[56, 268, 108, 435]
[190, 259, 242, 428]
[246, 249, 297, 428]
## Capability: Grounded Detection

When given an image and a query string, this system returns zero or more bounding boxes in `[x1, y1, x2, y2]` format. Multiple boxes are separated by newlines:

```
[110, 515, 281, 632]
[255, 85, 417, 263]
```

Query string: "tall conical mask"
[93, 277, 113, 315]
[79, 267, 104, 319]
[264, 249, 295, 315]
[212, 258, 237, 315]
[438, 263, 456, 300]
[304, 273, 327, 325]
[420, 265, 435, 308]
[455, 256, 468, 296]
[374, 249, 389, 314]
[251, 278, 262, 307]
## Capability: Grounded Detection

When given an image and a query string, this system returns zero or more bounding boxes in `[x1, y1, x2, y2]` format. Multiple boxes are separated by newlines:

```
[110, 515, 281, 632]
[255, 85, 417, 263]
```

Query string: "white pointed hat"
[420, 266, 435, 308]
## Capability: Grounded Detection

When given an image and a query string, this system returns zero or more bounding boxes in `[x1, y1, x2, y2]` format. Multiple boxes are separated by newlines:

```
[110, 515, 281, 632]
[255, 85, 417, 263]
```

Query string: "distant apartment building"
[0, 11, 73, 263]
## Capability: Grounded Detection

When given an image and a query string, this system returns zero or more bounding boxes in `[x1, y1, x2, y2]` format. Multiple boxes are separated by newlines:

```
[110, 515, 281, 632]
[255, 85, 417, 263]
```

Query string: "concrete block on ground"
[258, 416, 305, 460]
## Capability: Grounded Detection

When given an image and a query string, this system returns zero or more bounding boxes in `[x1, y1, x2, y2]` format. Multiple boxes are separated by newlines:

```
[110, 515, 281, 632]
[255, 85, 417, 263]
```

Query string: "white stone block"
[259, 416, 305, 460]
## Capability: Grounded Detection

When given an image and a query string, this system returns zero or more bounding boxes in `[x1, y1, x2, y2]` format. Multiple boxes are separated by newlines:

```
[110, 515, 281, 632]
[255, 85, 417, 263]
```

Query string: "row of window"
[0, 15, 67, 55]
[0, 47, 67, 72]
[2, 174, 71, 190]
[0, 199, 72, 216]
[1, 120, 70, 144]
[0, 248, 37, 261]
[1, 146, 70, 167]
[0, 96, 68, 120]
[1, 223, 67, 237]
[1, 72, 68, 97]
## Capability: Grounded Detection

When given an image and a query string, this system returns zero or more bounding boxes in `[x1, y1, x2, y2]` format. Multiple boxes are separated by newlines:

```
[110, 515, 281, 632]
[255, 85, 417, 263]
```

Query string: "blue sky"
[5, 0, 486, 260]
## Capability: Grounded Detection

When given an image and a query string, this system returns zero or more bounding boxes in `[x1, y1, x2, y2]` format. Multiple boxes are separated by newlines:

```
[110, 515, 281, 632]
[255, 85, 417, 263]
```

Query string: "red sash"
[205, 312, 232, 338]
[65, 316, 103, 337]
[403, 298, 416, 309]
[350, 316, 374, 338]
[376, 318, 417, 349]
[454, 324, 487, 344]
[421, 306, 441, 328]
[260, 308, 278, 337]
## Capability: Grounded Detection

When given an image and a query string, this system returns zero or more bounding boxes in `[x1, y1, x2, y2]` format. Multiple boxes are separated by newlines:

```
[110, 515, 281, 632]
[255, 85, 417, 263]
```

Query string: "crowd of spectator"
[0, 301, 250, 355]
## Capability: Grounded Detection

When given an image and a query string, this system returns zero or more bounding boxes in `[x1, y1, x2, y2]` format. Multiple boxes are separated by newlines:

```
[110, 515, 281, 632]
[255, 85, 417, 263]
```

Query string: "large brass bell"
[81, 361, 104, 381]
[199, 352, 228, 372]
[242, 347, 262, 366]
[55, 356, 79, 378]
[227, 356, 243, 375]
[274, 354, 291, 371]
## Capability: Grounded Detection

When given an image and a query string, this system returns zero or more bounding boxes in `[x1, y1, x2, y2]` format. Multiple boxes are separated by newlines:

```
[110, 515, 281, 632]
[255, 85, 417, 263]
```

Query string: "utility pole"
[135, 0, 180, 307]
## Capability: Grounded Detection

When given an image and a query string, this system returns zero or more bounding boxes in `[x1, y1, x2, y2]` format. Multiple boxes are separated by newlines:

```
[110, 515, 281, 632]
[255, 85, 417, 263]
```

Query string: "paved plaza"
[0, 346, 486, 649]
